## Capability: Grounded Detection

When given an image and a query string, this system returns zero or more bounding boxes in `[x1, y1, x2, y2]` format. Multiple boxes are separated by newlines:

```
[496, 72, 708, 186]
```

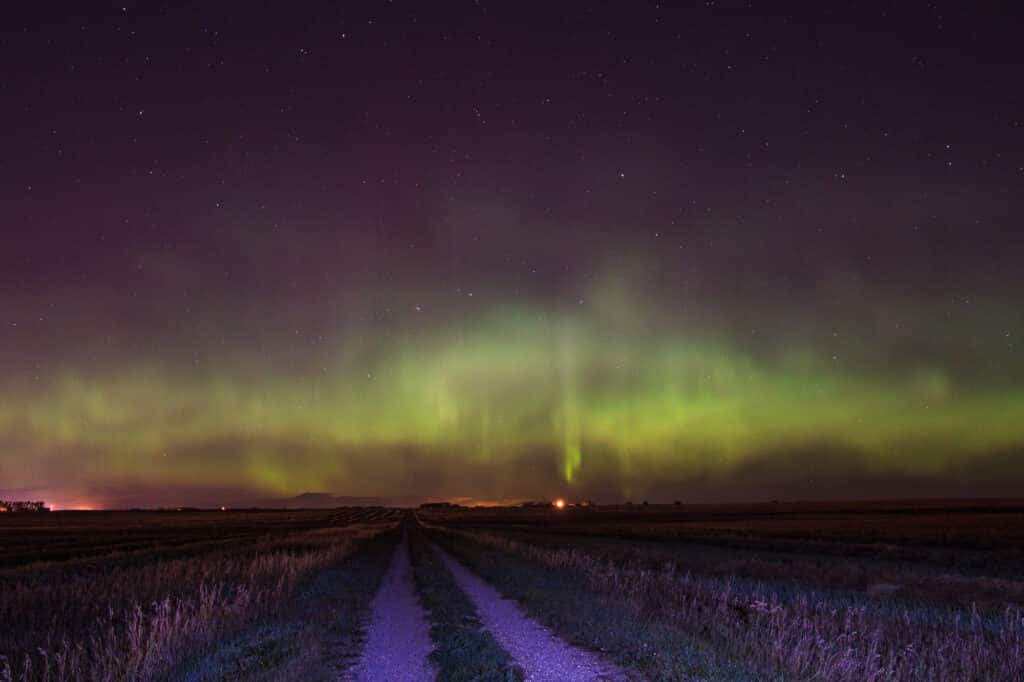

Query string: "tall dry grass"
[428, 524, 1024, 681]
[0, 522, 394, 682]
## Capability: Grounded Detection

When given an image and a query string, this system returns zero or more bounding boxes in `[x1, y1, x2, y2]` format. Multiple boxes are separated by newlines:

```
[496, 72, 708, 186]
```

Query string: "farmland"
[418, 500, 1024, 681]
[2, 500, 1023, 681]
[0, 508, 400, 681]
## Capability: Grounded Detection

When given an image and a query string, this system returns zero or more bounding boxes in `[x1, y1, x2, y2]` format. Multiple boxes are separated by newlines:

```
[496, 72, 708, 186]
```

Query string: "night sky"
[2, 2, 1023, 509]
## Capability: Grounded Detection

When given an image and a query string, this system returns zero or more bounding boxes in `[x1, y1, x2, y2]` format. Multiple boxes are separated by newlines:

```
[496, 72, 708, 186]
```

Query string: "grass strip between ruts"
[408, 526, 524, 682]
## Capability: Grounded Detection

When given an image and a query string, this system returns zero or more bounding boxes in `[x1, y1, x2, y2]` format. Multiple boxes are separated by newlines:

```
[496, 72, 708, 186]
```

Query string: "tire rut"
[344, 532, 435, 682]
[431, 541, 632, 682]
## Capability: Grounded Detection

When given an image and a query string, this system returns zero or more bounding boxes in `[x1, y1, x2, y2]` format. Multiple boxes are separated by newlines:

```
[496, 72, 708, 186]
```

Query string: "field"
[0, 509, 401, 681]
[423, 499, 1024, 605]
[2, 501, 1023, 681]
[419, 500, 1024, 681]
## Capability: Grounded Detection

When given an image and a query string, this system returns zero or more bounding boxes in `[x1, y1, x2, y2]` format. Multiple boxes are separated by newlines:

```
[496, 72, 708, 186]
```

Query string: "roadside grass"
[177, 529, 400, 681]
[425, 526, 766, 682]
[0, 512, 399, 682]
[407, 528, 524, 682]
[429, 524, 1024, 682]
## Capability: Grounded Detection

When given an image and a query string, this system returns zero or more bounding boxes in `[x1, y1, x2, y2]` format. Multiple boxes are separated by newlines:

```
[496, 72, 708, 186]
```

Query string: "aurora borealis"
[2, 3, 1023, 508]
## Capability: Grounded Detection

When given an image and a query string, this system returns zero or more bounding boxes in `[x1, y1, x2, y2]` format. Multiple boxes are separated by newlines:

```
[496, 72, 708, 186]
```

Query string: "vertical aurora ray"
[559, 319, 583, 484]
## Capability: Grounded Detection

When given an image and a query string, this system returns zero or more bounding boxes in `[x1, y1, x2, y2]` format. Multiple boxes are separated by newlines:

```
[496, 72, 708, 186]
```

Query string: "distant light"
[220, 506, 227, 511]
[553, 498, 566, 509]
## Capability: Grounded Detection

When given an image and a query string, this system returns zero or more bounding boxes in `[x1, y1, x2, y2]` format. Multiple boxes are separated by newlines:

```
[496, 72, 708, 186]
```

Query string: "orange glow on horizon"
[46, 499, 99, 511]
[553, 498, 566, 509]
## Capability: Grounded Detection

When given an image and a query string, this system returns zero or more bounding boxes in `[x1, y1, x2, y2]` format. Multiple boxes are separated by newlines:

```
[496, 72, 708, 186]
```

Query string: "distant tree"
[0, 500, 50, 512]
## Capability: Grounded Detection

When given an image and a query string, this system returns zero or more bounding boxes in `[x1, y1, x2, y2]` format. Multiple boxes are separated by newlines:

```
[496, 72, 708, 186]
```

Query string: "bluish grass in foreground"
[427, 526, 767, 682]
[408, 528, 523, 682]
[430, 524, 1024, 682]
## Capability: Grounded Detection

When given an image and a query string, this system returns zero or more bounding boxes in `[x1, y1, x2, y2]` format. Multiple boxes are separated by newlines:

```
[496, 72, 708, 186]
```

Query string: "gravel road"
[345, 533, 435, 682]
[433, 543, 631, 682]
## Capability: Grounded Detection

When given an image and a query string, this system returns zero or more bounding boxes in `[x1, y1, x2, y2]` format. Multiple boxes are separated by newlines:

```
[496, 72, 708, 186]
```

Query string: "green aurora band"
[2, 291, 1023, 507]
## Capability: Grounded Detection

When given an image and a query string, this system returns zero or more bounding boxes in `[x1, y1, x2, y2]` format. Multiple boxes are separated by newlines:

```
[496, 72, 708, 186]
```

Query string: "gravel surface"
[345, 533, 435, 682]
[434, 543, 631, 682]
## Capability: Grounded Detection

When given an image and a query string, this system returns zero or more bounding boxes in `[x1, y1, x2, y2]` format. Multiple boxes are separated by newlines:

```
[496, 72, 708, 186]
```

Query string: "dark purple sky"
[2, 2, 1023, 508]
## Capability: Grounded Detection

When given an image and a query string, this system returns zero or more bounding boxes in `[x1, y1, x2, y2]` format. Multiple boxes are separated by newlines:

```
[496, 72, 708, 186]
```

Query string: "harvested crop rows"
[4, 502, 1024, 681]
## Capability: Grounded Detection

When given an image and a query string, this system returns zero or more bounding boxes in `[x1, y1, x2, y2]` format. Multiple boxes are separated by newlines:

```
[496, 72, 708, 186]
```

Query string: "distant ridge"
[262, 492, 428, 508]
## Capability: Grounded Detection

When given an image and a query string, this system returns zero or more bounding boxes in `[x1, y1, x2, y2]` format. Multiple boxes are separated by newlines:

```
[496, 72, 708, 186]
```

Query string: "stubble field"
[2, 500, 1022, 681]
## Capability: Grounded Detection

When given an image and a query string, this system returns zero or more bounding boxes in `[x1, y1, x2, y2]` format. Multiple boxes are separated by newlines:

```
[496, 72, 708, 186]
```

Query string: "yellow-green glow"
[2, 301, 1023, 504]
